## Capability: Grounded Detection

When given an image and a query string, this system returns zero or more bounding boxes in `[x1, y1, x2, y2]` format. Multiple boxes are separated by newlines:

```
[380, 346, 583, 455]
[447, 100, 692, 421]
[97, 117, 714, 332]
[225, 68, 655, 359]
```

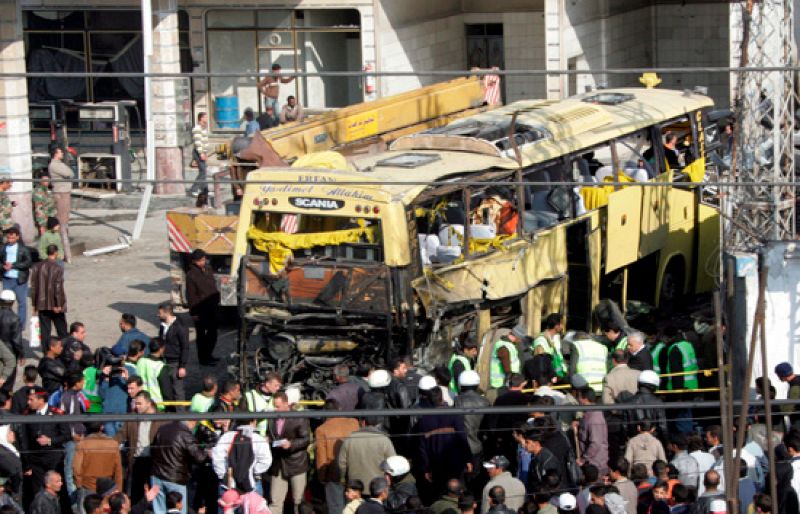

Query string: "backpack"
[561, 431, 583, 488]
[227, 432, 256, 492]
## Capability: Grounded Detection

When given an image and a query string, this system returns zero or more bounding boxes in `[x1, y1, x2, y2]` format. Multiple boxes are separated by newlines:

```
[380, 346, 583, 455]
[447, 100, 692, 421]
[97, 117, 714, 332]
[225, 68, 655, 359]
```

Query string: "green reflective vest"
[533, 333, 567, 377]
[245, 389, 275, 436]
[651, 342, 667, 375]
[82, 367, 103, 413]
[190, 393, 215, 413]
[137, 357, 166, 408]
[666, 341, 699, 390]
[573, 339, 608, 394]
[614, 336, 629, 352]
[448, 354, 471, 393]
[490, 339, 520, 388]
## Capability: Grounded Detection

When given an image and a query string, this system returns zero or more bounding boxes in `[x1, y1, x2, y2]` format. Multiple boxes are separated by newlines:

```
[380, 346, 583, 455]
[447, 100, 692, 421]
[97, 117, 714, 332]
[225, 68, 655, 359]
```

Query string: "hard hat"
[285, 387, 301, 405]
[458, 370, 480, 387]
[638, 370, 660, 387]
[368, 369, 391, 389]
[0, 290, 15, 303]
[558, 493, 577, 511]
[418, 375, 437, 391]
[380, 455, 410, 477]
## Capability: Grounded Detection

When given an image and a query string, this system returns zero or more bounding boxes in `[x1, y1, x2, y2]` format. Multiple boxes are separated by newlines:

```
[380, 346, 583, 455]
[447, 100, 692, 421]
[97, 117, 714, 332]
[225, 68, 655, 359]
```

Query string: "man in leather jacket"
[452, 371, 489, 473]
[150, 419, 207, 514]
[386, 359, 411, 453]
[0, 290, 21, 394]
[37, 337, 66, 394]
[0, 227, 31, 328]
[619, 370, 668, 441]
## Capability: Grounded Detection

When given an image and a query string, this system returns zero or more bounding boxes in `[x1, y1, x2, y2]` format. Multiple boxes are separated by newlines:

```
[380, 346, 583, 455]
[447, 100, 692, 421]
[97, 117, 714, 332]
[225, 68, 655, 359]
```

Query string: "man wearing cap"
[481, 456, 525, 514]
[776, 362, 800, 428]
[489, 324, 523, 394]
[48, 146, 74, 262]
[533, 313, 567, 378]
[31, 243, 67, 347]
[620, 370, 667, 440]
[557, 493, 577, 514]
[448, 338, 478, 394]
[185, 249, 220, 366]
[1, 227, 31, 328]
[382, 455, 416, 514]
[0, 170, 14, 233]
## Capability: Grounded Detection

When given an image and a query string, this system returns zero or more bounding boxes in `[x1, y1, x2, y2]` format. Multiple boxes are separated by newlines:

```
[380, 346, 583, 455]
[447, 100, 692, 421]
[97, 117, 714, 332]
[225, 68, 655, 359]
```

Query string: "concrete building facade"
[0, 0, 741, 235]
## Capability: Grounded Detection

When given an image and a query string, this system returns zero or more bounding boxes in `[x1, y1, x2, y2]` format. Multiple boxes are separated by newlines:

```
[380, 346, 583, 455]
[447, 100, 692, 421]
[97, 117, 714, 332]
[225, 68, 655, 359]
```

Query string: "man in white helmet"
[381, 456, 417, 514]
[620, 370, 667, 439]
[453, 370, 490, 475]
[358, 369, 391, 430]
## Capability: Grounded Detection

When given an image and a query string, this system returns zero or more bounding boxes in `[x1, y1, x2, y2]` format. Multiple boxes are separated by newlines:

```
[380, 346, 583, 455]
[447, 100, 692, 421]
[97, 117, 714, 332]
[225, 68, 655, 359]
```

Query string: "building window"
[22, 10, 192, 129]
[205, 9, 362, 131]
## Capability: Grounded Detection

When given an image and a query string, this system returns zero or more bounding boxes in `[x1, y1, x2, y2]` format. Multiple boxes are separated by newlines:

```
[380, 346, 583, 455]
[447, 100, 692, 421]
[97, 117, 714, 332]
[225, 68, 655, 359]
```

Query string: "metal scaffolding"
[727, 0, 796, 249]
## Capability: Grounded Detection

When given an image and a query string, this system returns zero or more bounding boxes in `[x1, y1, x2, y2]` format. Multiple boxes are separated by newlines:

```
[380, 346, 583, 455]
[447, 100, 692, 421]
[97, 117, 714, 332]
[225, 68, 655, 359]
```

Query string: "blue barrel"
[215, 96, 240, 129]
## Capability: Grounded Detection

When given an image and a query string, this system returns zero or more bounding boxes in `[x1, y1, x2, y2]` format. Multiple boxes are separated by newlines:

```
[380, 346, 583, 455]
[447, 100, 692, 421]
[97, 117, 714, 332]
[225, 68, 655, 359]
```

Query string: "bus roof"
[245, 87, 713, 205]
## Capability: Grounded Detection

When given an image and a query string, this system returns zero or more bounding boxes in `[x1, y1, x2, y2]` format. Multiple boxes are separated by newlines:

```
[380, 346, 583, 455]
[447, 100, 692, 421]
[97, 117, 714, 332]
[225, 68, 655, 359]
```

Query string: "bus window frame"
[613, 130, 659, 180]
[520, 157, 573, 236]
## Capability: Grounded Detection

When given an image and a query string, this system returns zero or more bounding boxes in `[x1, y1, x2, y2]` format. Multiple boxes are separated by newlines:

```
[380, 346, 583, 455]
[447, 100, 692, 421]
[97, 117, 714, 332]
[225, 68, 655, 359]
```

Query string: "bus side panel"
[605, 187, 643, 273]
[639, 182, 670, 258]
[695, 204, 720, 293]
[653, 188, 698, 303]
[585, 211, 603, 326]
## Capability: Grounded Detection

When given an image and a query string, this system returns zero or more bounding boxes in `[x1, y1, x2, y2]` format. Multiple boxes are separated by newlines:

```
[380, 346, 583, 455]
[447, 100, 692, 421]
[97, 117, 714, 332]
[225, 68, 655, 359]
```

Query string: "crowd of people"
[0, 187, 794, 514]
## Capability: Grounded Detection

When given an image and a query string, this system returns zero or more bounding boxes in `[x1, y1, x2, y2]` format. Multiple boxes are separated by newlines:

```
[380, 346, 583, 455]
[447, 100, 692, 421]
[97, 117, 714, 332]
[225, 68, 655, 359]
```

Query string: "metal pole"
[714, 291, 735, 510]
[731, 265, 768, 510]
[759, 287, 779, 514]
[134, 0, 155, 241]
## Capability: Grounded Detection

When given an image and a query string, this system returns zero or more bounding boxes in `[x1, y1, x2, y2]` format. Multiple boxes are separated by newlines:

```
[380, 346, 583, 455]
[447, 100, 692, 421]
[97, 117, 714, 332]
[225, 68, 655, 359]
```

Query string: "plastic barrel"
[215, 96, 240, 129]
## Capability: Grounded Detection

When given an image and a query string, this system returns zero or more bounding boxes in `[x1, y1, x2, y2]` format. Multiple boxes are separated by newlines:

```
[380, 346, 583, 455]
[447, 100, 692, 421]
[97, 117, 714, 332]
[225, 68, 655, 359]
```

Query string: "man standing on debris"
[47, 146, 73, 262]
[185, 250, 220, 366]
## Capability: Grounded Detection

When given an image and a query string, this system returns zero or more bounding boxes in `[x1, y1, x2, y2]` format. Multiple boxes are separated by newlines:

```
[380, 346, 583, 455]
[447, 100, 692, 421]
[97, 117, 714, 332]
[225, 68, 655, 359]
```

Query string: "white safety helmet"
[0, 290, 15, 303]
[381, 455, 411, 477]
[418, 375, 437, 391]
[638, 370, 660, 387]
[368, 369, 391, 389]
[458, 370, 481, 387]
[285, 387, 301, 405]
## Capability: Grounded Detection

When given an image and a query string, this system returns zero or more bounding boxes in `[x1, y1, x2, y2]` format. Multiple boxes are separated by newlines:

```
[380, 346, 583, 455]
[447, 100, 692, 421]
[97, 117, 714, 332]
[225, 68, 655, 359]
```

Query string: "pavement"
[21, 199, 239, 396]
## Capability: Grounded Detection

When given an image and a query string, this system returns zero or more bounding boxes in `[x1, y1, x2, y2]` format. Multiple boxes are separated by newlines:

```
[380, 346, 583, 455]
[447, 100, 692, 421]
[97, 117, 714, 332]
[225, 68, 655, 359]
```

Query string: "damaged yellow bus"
[230, 82, 720, 395]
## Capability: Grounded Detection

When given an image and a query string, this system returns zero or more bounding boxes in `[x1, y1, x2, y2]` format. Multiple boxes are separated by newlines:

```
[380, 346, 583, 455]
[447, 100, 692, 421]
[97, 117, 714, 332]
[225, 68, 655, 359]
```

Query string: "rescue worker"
[452, 370, 489, 482]
[448, 338, 479, 394]
[359, 369, 391, 431]
[490, 323, 523, 394]
[382, 456, 417, 514]
[568, 332, 608, 394]
[135, 338, 175, 411]
[532, 313, 567, 378]
[603, 321, 627, 353]
[665, 334, 699, 433]
[621, 370, 668, 441]
[242, 371, 282, 437]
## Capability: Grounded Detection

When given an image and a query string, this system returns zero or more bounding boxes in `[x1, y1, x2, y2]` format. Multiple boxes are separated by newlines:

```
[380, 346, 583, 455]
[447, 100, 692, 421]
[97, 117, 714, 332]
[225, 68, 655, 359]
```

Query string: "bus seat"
[595, 165, 613, 181]
[624, 168, 650, 182]
[469, 224, 497, 239]
[418, 234, 441, 266]
[439, 224, 464, 246]
[437, 245, 462, 263]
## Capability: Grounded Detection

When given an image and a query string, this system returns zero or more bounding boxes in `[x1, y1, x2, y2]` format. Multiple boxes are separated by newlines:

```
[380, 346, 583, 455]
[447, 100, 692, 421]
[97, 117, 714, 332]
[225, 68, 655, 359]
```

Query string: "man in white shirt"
[212, 418, 272, 495]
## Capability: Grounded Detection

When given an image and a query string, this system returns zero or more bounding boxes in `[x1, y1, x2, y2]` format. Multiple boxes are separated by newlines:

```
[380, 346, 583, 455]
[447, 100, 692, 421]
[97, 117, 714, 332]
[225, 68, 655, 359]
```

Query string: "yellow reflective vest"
[572, 339, 609, 394]
[490, 339, 520, 388]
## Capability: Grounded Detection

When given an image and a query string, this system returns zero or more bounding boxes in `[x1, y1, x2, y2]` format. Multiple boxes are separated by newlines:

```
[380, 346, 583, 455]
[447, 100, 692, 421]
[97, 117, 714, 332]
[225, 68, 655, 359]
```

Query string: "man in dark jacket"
[157, 302, 189, 401]
[487, 486, 517, 514]
[523, 427, 561, 492]
[453, 370, 489, 471]
[29, 470, 62, 514]
[30, 244, 67, 347]
[268, 391, 309, 514]
[60, 322, 90, 374]
[620, 370, 668, 440]
[150, 419, 207, 514]
[626, 331, 653, 372]
[185, 250, 220, 366]
[0, 227, 32, 328]
[382, 456, 417, 514]
[0, 290, 21, 394]
[387, 358, 412, 452]
[357, 478, 390, 514]
[20, 387, 71, 512]
[37, 337, 66, 394]
[414, 387, 472, 494]
[485, 374, 530, 461]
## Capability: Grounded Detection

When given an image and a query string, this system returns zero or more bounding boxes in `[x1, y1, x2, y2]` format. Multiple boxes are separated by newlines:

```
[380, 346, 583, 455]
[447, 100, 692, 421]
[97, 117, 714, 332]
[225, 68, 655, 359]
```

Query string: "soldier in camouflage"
[0, 169, 14, 233]
[32, 173, 56, 235]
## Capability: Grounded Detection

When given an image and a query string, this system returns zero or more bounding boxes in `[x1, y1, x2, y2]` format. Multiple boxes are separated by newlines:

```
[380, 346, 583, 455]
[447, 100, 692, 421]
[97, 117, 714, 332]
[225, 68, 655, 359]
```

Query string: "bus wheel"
[659, 259, 685, 313]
